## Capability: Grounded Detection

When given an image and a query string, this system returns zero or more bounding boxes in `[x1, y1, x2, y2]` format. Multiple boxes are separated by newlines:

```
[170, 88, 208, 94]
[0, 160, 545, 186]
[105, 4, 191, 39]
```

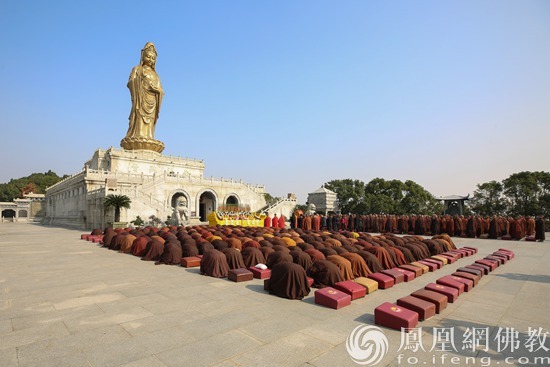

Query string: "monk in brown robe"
[223, 248, 246, 269]
[156, 241, 182, 265]
[141, 238, 165, 261]
[307, 259, 343, 288]
[200, 249, 229, 278]
[356, 251, 384, 273]
[364, 246, 396, 269]
[326, 255, 354, 280]
[241, 247, 266, 268]
[131, 236, 150, 257]
[266, 251, 293, 269]
[304, 249, 326, 262]
[291, 250, 313, 271]
[339, 252, 372, 277]
[267, 262, 311, 300]
[535, 216, 545, 242]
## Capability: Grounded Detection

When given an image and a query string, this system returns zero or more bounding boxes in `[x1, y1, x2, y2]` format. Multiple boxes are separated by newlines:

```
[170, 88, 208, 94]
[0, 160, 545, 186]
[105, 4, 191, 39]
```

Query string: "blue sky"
[1, 1, 549, 203]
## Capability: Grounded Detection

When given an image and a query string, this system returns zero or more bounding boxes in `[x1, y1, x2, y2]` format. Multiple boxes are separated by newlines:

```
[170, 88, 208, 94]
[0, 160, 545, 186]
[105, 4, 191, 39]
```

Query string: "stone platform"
[0, 223, 548, 366]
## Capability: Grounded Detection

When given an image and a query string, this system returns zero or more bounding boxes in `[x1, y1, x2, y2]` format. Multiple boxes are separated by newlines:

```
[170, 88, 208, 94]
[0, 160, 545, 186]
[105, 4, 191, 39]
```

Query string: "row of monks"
[92, 225, 457, 300]
[288, 213, 545, 241]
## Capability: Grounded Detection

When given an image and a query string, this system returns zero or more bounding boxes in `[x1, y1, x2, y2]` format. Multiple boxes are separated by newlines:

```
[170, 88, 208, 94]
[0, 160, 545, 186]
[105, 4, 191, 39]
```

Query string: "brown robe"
[241, 247, 266, 268]
[141, 239, 165, 261]
[156, 241, 183, 265]
[326, 255, 354, 280]
[266, 251, 293, 269]
[200, 249, 229, 278]
[339, 252, 372, 277]
[307, 259, 343, 288]
[267, 262, 311, 300]
[304, 249, 326, 262]
[222, 248, 246, 269]
[364, 246, 396, 270]
[131, 236, 149, 257]
[356, 251, 384, 273]
[119, 234, 137, 254]
[290, 250, 313, 271]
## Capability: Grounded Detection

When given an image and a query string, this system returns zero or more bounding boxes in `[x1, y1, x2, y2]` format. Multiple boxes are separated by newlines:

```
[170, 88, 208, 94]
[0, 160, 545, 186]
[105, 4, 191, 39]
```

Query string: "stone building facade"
[0, 193, 45, 222]
[44, 147, 266, 229]
[307, 186, 338, 214]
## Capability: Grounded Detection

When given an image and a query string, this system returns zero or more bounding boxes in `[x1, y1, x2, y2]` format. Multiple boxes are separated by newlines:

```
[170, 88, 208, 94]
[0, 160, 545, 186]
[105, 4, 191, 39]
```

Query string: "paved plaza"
[0, 223, 548, 367]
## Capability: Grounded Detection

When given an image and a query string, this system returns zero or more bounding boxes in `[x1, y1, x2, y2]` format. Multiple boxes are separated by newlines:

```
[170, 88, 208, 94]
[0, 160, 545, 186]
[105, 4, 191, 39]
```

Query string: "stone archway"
[226, 195, 238, 205]
[2, 209, 16, 220]
[198, 191, 217, 222]
[170, 191, 190, 225]
[224, 194, 240, 212]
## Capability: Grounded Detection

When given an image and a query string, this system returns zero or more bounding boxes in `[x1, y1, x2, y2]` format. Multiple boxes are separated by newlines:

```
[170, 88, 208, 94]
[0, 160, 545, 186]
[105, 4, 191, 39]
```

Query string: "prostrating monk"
[141, 238, 165, 261]
[364, 246, 396, 270]
[200, 249, 229, 278]
[241, 247, 266, 268]
[267, 262, 311, 300]
[156, 241, 183, 265]
[290, 250, 313, 271]
[182, 243, 199, 257]
[339, 252, 372, 278]
[198, 241, 214, 254]
[131, 236, 149, 257]
[266, 251, 293, 269]
[304, 248, 326, 262]
[326, 255, 354, 280]
[119, 233, 136, 254]
[222, 248, 246, 269]
[307, 259, 343, 288]
[356, 250, 384, 273]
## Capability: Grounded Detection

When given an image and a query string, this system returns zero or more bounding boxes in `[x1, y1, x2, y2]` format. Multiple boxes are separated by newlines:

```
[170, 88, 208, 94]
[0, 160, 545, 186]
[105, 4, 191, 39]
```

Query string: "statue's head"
[176, 196, 188, 207]
[141, 42, 157, 69]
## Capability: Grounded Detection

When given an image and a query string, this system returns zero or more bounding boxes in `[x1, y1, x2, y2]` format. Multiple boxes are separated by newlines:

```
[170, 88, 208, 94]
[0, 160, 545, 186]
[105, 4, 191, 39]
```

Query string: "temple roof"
[309, 186, 336, 195]
[439, 194, 470, 201]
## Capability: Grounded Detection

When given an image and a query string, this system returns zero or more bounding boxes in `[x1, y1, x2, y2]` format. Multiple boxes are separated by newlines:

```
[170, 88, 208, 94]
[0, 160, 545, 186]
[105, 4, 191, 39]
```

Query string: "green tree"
[263, 193, 281, 206]
[469, 181, 506, 216]
[401, 180, 442, 214]
[130, 215, 145, 227]
[0, 170, 66, 201]
[503, 171, 550, 217]
[104, 194, 131, 222]
[364, 178, 403, 214]
[324, 179, 367, 214]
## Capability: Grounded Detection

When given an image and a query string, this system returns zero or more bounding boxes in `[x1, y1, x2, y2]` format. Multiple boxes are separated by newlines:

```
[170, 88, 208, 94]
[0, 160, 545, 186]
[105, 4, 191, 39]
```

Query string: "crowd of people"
[92, 225, 459, 300]
[288, 213, 546, 242]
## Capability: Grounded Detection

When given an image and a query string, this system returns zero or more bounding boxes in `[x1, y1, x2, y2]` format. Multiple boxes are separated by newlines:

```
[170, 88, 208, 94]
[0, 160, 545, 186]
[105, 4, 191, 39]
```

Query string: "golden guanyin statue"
[120, 42, 165, 153]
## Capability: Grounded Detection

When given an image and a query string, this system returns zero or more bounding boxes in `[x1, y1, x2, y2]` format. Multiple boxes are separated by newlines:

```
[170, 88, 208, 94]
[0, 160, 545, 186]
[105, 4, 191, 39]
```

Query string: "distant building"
[307, 186, 338, 214]
[0, 193, 45, 222]
[439, 194, 470, 216]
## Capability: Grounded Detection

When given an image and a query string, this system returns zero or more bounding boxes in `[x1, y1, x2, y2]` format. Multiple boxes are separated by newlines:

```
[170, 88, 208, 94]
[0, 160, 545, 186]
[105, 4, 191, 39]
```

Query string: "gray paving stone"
[156, 329, 262, 367]
[64, 306, 155, 333]
[83, 327, 195, 366]
[0, 347, 18, 367]
[119, 355, 168, 367]
[11, 304, 105, 331]
[0, 322, 70, 351]
[0, 319, 13, 334]
[233, 332, 332, 367]
[0, 223, 548, 366]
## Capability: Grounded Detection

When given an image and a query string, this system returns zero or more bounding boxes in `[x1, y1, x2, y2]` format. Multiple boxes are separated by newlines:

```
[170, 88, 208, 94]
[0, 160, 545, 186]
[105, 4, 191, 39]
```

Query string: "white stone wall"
[45, 147, 267, 229]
